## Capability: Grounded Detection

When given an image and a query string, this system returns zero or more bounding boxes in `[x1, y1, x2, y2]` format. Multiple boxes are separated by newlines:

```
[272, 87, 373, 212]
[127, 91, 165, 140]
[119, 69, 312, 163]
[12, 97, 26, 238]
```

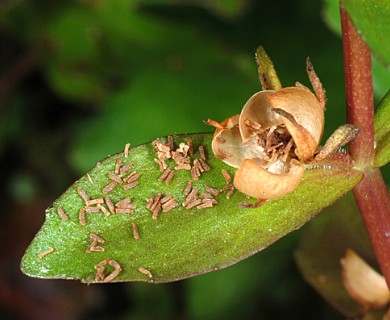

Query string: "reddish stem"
[340, 6, 390, 285]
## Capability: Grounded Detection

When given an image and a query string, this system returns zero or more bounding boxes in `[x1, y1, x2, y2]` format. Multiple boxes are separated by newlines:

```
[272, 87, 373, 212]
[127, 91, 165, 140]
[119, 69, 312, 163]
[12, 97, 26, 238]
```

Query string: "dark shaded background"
[1, 1, 389, 319]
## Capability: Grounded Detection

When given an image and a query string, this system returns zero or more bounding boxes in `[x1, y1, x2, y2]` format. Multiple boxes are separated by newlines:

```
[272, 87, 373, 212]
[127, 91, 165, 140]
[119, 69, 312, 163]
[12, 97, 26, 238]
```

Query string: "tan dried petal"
[233, 158, 304, 200]
[267, 87, 324, 159]
[341, 249, 390, 309]
[239, 90, 281, 143]
[211, 115, 267, 168]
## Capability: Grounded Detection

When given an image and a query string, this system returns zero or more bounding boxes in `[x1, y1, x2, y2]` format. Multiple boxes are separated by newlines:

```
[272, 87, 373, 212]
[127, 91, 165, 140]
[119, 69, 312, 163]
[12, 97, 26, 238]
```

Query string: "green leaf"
[255, 46, 283, 91]
[21, 133, 362, 283]
[295, 193, 387, 318]
[322, 0, 390, 99]
[374, 90, 390, 167]
[341, 0, 390, 68]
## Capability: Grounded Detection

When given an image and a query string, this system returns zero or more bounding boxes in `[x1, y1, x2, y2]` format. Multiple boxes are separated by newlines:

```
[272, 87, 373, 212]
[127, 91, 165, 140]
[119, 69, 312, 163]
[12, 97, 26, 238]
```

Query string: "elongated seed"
[115, 158, 122, 175]
[105, 197, 115, 214]
[199, 145, 206, 160]
[86, 198, 104, 206]
[77, 188, 90, 202]
[221, 169, 232, 183]
[119, 163, 132, 175]
[165, 170, 175, 185]
[108, 173, 123, 184]
[79, 208, 86, 226]
[131, 223, 140, 240]
[183, 180, 193, 196]
[103, 181, 117, 194]
[124, 143, 131, 157]
[37, 247, 54, 259]
[57, 206, 69, 221]
[205, 185, 220, 197]
[138, 267, 153, 278]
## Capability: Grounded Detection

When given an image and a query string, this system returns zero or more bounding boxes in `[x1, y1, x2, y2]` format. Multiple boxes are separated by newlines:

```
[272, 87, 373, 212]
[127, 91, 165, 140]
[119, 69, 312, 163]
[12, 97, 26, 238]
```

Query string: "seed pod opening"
[209, 52, 329, 201]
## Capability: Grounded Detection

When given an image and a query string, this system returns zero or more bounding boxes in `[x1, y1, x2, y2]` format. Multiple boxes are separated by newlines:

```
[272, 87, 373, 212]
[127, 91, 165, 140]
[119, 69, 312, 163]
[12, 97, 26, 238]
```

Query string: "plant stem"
[340, 5, 390, 286]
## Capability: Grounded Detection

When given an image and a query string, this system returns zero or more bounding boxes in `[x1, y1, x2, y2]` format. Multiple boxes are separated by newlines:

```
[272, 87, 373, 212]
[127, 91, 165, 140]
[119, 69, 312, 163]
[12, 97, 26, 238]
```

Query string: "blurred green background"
[1, 0, 389, 319]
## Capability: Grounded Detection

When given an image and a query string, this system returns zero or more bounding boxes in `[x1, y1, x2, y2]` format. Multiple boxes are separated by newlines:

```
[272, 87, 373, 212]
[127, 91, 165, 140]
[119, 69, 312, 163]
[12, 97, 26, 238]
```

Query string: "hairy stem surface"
[340, 5, 390, 286]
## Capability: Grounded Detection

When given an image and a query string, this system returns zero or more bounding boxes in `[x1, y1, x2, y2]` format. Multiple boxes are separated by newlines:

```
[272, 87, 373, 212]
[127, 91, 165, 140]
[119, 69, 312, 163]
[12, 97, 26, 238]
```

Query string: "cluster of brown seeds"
[182, 181, 219, 209]
[86, 233, 105, 253]
[221, 169, 236, 199]
[95, 258, 122, 283]
[76, 189, 138, 226]
[153, 137, 211, 183]
[146, 194, 178, 219]
[47, 139, 235, 283]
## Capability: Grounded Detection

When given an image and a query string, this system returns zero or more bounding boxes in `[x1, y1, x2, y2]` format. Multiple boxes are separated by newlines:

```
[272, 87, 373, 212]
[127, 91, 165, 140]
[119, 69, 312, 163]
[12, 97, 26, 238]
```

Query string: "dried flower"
[208, 48, 359, 202]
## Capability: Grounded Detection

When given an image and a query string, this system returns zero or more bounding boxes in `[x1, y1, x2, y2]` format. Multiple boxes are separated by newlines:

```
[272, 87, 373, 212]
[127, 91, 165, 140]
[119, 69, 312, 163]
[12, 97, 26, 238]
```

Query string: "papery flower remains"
[207, 47, 359, 204]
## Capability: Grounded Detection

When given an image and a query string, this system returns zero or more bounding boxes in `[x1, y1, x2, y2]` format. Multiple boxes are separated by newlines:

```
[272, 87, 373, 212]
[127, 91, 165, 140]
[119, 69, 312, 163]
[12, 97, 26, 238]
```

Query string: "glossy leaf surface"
[21, 133, 362, 283]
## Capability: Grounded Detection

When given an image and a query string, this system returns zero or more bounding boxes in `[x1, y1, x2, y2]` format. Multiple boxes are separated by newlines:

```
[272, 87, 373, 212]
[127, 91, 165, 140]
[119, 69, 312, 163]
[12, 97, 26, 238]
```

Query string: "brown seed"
[186, 199, 202, 209]
[103, 181, 117, 194]
[199, 158, 211, 171]
[103, 259, 122, 283]
[187, 139, 194, 156]
[57, 206, 69, 221]
[162, 198, 177, 212]
[37, 247, 54, 259]
[154, 158, 167, 171]
[108, 173, 123, 184]
[221, 169, 232, 184]
[124, 182, 139, 190]
[199, 193, 214, 199]
[165, 170, 175, 185]
[138, 267, 153, 279]
[116, 196, 131, 207]
[150, 194, 163, 211]
[95, 259, 109, 281]
[191, 166, 199, 180]
[124, 171, 140, 183]
[98, 204, 110, 216]
[175, 163, 191, 170]
[87, 234, 105, 253]
[193, 159, 204, 172]
[146, 197, 154, 210]
[202, 198, 218, 205]
[131, 223, 140, 239]
[158, 168, 172, 181]
[226, 188, 235, 199]
[79, 208, 86, 226]
[196, 202, 214, 209]
[119, 163, 132, 175]
[85, 206, 101, 213]
[77, 188, 90, 203]
[183, 180, 193, 196]
[115, 158, 122, 175]
[167, 135, 174, 151]
[160, 194, 173, 204]
[183, 187, 198, 207]
[205, 185, 221, 197]
[90, 233, 105, 243]
[124, 143, 131, 157]
[86, 198, 104, 206]
[115, 208, 133, 214]
[198, 145, 206, 160]
[152, 203, 161, 219]
[105, 197, 115, 214]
